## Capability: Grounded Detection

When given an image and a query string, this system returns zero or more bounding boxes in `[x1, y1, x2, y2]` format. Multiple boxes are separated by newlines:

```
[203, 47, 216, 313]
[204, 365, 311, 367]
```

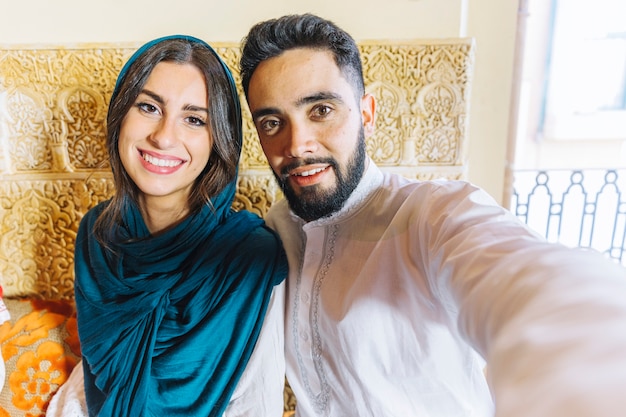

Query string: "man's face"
[246, 48, 375, 221]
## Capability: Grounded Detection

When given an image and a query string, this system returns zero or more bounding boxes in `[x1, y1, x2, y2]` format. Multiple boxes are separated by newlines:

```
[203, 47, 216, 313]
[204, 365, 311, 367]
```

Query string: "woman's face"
[119, 61, 212, 211]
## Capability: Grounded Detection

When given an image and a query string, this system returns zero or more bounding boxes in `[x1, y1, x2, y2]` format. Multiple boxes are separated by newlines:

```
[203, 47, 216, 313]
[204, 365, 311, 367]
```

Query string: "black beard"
[273, 128, 367, 222]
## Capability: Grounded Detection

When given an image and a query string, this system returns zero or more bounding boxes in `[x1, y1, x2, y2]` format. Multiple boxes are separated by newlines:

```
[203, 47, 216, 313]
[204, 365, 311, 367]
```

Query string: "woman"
[47, 35, 287, 416]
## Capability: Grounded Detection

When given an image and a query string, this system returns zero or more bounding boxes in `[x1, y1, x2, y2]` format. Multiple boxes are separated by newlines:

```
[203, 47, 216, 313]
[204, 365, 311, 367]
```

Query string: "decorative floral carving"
[0, 41, 473, 299]
[0, 178, 114, 299]
[58, 86, 108, 170]
[360, 41, 474, 168]
[4, 88, 53, 171]
[233, 174, 283, 218]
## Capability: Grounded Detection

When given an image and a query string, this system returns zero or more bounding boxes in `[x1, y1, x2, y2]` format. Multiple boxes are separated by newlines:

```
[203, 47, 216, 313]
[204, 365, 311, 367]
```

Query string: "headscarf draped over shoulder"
[74, 35, 287, 417]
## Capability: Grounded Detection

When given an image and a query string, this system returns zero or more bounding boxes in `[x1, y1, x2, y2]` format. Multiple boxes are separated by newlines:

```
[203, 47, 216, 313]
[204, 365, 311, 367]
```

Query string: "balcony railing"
[511, 168, 626, 266]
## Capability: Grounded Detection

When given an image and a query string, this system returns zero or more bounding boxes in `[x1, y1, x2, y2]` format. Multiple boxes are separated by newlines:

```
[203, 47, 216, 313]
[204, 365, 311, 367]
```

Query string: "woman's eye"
[137, 102, 158, 114]
[186, 116, 206, 127]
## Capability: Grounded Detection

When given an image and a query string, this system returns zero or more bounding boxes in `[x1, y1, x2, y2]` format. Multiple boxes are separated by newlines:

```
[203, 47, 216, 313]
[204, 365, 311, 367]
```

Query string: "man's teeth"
[296, 167, 325, 177]
[143, 153, 183, 167]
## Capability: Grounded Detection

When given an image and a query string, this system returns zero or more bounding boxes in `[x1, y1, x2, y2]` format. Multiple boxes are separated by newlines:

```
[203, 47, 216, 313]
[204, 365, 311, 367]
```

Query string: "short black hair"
[240, 13, 364, 99]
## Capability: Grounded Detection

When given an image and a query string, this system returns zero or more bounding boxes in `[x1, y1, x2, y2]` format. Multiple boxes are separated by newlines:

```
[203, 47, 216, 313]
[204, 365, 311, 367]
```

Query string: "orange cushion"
[0, 299, 80, 417]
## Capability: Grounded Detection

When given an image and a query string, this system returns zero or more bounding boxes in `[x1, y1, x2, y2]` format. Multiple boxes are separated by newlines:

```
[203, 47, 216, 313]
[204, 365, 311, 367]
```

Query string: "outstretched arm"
[427, 183, 626, 417]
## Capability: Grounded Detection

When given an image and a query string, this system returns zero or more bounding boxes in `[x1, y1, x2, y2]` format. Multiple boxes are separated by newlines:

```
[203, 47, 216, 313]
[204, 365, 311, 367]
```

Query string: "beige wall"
[0, 0, 518, 204]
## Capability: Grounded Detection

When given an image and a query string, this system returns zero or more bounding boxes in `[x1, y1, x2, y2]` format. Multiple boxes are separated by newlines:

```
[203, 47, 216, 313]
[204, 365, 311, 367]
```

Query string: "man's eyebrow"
[251, 91, 343, 120]
[251, 107, 281, 120]
[296, 91, 343, 107]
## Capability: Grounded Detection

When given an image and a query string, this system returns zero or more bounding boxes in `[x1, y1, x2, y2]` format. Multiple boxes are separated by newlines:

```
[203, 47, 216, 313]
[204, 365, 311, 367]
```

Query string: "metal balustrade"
[511, 169, 626, 266]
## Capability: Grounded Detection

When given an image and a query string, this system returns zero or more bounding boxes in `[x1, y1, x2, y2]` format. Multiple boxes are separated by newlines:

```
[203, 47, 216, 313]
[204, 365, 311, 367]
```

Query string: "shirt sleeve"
[45, 361, 88, 417]
[425, 182, 626, 417]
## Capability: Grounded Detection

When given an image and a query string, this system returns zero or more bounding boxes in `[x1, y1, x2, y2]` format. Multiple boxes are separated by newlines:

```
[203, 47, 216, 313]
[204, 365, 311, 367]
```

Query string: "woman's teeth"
[143, 153, 183, 167]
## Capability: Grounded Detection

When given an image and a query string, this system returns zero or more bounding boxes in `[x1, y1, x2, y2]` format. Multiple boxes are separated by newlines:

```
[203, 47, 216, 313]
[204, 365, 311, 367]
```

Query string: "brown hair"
[94, 36, 242, 246]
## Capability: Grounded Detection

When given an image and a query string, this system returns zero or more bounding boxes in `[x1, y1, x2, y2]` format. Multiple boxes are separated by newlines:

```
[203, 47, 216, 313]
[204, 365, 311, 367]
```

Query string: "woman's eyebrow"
[139, 89, 164, 104]
[184, 104, 209, 114]
[139, 89, 208, 114]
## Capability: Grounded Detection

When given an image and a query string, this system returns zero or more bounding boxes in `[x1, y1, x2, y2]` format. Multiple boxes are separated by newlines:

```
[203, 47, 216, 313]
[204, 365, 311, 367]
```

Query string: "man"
[240, 13, 626, 417]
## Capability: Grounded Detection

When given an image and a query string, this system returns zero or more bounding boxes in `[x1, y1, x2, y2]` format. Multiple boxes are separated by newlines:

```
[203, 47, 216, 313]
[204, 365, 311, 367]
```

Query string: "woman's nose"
[149, 117, 177, 149]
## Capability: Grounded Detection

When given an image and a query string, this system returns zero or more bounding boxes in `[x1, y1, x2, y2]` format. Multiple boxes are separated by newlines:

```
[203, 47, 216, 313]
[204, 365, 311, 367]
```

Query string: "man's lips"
[284, 164, 331, 187]
[289, 166, 328, 177]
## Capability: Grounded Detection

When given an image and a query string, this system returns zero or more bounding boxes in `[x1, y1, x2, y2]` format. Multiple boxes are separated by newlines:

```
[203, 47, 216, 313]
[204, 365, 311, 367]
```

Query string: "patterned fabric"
[0, 299, 80, 417]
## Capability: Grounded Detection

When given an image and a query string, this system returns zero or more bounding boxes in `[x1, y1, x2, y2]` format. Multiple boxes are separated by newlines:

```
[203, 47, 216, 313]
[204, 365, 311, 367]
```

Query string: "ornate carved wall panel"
[0, 40, 474, 299]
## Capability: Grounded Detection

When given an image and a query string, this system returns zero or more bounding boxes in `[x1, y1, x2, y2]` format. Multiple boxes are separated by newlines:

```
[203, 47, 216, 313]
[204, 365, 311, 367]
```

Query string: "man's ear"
[361, 93, 376, 136]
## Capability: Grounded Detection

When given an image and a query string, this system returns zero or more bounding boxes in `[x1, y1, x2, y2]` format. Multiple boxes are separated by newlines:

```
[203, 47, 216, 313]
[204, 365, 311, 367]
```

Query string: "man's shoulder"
[382, 173, 479, 197]
[263, 199, 306, 252]
[264, 198, 292, 227]
[266, 197, 290, 214]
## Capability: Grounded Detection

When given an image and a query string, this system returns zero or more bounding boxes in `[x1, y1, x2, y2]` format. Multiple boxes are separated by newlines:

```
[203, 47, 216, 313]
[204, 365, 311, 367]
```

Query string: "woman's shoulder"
[239, 222, 283, 252]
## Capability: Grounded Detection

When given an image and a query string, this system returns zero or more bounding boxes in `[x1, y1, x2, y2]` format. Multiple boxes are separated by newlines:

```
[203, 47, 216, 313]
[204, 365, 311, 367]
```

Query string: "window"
[542, 0, 626, 141]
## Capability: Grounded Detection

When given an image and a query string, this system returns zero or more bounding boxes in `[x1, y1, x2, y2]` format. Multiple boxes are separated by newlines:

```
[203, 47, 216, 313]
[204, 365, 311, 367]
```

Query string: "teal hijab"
[74, 35, 287, 417]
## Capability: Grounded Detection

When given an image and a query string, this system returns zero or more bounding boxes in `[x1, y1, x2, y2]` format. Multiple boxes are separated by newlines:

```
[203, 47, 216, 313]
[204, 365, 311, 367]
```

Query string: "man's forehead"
[253, 49, 336, 81]
[248, 49, 349, 109]
[269, 47, 335, 67]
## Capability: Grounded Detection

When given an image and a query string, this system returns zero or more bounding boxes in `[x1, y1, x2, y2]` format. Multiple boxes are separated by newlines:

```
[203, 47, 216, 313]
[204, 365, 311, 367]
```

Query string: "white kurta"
[266, 160, 626, 417]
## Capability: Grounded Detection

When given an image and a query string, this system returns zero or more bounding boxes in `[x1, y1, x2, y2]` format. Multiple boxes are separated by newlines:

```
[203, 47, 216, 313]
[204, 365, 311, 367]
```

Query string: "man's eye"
[313, 105, 332, 118]
[260, 119, 281, 134]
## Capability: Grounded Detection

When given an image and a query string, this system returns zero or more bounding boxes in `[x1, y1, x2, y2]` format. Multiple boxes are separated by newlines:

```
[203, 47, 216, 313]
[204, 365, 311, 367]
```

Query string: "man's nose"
[285, 122, 317, 158]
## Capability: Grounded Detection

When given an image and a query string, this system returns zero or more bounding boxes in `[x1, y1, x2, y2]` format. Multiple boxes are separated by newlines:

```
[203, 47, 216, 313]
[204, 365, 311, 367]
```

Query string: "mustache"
[279, 157, 338, 178]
